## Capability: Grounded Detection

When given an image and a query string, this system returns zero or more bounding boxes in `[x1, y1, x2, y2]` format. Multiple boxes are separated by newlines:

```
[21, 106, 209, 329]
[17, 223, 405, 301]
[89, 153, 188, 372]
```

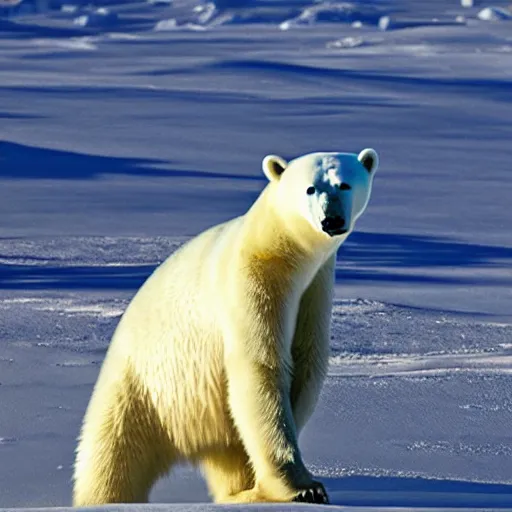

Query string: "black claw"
[292, 490, 305, 502]
[293, 482, 329, 505]
[318, 486, 329, 504]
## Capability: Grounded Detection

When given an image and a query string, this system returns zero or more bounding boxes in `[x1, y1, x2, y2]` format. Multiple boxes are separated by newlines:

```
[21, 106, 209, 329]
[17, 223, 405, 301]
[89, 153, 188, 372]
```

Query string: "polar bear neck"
[239, 185, 338, 291]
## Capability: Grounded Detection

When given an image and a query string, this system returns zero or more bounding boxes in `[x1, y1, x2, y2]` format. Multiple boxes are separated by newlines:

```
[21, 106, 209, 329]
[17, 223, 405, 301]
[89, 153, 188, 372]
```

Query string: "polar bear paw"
[293, 481, 329, 504]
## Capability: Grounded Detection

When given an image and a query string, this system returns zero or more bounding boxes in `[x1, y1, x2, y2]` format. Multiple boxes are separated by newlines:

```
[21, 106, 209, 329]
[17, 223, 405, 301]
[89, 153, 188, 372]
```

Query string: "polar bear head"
[262, 149, 379, 241]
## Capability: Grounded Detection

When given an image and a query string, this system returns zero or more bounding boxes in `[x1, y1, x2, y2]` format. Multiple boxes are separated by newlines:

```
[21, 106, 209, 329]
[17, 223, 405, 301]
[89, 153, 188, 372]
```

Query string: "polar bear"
[73, 148, 379, 506]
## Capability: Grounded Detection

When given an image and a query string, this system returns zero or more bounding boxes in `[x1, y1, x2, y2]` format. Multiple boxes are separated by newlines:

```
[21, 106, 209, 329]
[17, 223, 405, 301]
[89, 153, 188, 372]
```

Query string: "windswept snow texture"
[1, 0, 512, 510]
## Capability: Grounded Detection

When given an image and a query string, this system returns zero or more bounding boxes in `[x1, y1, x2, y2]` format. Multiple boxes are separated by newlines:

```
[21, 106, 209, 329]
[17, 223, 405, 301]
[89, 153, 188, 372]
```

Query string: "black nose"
[321, 216, 346, 235]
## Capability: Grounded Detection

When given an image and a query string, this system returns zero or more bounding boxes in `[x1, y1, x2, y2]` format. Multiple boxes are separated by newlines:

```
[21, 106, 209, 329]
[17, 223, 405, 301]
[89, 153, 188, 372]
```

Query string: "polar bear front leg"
[291, 255, 335, 433]
[221, 286, 323, 503]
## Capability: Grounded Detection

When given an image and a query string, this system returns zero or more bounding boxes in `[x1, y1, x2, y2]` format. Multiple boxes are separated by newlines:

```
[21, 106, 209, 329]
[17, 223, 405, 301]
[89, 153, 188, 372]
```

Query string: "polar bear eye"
[338, 183, 352, 191]
[306, 186, 316, 195]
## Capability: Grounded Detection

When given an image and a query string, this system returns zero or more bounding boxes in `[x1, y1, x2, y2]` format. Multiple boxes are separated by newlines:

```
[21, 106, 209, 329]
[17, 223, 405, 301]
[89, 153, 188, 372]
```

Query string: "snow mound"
[280, 1, 383, 30]
[154, 18, 207, 31]
[32, 36, 98, 50]
[326, 36, 367, 50]
[153, 2, 233, 31]
[60, 4, 78, 12]
[1, 0, 49, 15]
[149, 0, 388, 30]
[477, 6, 512, 21]
[378, 15, 465, 31]
[149, 0, 301, 29]
[73, 7, 118, 27]
[152, 2, 232, 30]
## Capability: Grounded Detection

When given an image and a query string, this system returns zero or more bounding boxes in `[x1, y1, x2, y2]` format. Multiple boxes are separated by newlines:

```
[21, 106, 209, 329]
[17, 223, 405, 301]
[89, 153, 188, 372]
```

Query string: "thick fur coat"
[73, 149, 379, 505]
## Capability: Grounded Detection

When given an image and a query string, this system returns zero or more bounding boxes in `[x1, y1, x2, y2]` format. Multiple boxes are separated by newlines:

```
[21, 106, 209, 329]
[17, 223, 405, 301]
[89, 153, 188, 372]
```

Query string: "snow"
[73, 8, 119, 28]
[477, 6, 512, 20]
[1, 0, 512, 509]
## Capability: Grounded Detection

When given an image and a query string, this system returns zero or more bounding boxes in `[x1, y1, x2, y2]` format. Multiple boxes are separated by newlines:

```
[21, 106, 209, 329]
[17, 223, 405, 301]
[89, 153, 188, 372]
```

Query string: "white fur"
[73, 149, 379, 506]
[321, 157, 342, 187]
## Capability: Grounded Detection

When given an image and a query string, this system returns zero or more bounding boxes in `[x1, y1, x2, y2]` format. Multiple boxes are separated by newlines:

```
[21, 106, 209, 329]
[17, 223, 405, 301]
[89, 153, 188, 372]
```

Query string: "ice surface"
[1, 0, 512, 509]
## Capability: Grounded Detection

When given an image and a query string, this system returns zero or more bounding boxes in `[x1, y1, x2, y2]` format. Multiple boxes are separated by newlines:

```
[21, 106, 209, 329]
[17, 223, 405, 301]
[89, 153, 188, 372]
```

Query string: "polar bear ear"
[358, 148, 379, 174]
[262, 155, 288, 182]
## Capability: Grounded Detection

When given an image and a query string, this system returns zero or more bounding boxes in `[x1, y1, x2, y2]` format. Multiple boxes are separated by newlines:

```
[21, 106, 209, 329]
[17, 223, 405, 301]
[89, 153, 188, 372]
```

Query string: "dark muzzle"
[321, 216, 347, 236]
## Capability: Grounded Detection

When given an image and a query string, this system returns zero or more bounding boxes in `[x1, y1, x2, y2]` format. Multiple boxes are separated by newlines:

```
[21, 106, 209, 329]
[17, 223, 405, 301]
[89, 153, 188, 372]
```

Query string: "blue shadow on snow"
[323, 475, 512, 508]
[0, 141, 170, 179]
[205, 60, 512, 102]
[337, 231, 512, 285]
[0, 231, 511, 290]
[0, 263, 153, 290]
[0, 141, 264, 181]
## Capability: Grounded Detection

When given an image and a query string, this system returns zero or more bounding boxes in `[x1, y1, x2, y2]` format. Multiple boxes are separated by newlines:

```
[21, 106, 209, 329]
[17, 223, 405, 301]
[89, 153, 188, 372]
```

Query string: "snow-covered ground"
[1, 0, 512, 509]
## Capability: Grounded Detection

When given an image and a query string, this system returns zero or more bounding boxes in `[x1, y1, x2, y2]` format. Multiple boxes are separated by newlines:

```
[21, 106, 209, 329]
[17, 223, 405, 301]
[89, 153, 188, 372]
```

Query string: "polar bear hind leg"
[202, 444, 300, 504]
[73, 367, 176, 505]
[201, 444, 255, 502]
